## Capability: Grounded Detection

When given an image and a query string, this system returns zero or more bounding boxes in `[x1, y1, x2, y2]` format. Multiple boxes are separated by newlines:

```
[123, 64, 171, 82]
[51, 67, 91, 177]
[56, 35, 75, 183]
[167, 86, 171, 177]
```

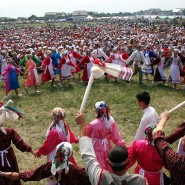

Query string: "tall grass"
[1, 72, 185, 185]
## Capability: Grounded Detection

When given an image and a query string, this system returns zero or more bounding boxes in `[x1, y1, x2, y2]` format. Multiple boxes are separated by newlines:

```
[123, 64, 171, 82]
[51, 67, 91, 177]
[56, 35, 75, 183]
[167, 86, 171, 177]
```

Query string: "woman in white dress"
[165, 49, 183, 89]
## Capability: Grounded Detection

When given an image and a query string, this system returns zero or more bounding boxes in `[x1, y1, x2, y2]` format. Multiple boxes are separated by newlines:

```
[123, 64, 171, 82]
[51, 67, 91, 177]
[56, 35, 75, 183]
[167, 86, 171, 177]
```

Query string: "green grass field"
[1, 71, 185, 185]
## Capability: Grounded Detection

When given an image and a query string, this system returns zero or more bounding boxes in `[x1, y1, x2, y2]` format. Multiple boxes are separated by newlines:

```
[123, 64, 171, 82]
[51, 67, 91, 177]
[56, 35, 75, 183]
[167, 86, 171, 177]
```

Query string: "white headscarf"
[0, 100, 20, 134]
[50, 142, 73, 175]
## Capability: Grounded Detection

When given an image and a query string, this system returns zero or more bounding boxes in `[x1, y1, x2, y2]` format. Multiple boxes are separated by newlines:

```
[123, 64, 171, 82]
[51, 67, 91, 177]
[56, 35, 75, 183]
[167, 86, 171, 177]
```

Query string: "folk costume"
[41, 51, 56, 83]
[85, 101, 126, 172]
[105, 51, 127, 67]
[78, 52, 95, 82]
[36, 108, 78, 185]
[128, 124, 164, 185]
[68, 50, 83, 73]
[24, 58, 39, 88]
[0, 100, 33, 185]
[165, 51, 183, 85]
[151, 55, 167, 82]
[105, 49, 128, 80]
[1, 63, 21, 95]
[58, 52, 80, 86]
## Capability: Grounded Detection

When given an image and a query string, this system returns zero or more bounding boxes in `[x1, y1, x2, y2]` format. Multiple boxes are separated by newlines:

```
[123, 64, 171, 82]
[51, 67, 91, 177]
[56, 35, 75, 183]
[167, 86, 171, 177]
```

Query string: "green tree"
[28, 15, 37, 21]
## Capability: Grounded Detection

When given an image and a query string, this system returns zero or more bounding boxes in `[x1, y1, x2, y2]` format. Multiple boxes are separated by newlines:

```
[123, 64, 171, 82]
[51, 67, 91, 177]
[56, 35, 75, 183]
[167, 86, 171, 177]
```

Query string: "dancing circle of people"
[0, 21, 185, 99]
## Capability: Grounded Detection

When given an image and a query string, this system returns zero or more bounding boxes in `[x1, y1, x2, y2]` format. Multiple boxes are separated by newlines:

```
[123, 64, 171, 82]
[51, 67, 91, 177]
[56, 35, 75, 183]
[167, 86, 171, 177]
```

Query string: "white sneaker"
[58, 83, 63, 87]
[35, 90, 40, 93]
[17, 94, 22, 97]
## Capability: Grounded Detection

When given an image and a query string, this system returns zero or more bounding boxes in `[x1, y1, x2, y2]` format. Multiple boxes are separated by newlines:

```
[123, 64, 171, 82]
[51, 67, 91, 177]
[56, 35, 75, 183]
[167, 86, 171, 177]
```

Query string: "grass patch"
[1, 71, 185, 184]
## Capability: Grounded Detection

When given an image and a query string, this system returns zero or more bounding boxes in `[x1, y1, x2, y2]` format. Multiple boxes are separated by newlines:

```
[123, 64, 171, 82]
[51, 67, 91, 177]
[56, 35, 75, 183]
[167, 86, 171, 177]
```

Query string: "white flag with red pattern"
[92, 59, 133, 81]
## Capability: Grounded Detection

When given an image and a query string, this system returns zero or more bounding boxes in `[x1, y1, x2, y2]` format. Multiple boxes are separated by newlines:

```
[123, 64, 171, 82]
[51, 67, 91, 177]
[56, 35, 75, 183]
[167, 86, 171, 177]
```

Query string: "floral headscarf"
[144, 124, 156, 144]
[51, 142, 73, 175]
[95, 101, 110, 119]
[52, 107, 66, 123]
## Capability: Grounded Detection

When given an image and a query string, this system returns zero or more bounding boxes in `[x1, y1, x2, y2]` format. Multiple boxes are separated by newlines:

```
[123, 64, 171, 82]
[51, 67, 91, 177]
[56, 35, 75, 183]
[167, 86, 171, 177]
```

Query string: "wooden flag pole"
[79, 74, 94, 113]
[168, 101, 185, 113]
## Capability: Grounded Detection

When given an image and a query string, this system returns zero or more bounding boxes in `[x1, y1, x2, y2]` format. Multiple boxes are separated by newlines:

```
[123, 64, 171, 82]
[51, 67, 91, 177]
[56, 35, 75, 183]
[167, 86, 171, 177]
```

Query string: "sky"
[0, 0, 185, 18]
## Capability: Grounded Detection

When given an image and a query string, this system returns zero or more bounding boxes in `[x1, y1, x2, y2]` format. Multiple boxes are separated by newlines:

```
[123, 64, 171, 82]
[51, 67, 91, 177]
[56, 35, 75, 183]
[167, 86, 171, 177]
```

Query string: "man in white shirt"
[126, 45, 145, 84]
[91, 43, 108, 60]
[76, 113, 148, 185]
[135, 91, 159, 140]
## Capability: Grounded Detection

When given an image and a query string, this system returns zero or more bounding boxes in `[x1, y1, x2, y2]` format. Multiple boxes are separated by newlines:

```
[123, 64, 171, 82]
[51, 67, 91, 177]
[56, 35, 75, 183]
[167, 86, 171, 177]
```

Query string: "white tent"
[85, 15, 93, 20]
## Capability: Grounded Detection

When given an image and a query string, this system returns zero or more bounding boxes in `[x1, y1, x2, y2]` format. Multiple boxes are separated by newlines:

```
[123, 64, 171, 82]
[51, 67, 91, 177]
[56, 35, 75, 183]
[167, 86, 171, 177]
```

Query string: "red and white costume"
[127, 140, 164, 185]
[37, 120, 78, 163]
[105, 53, 127, 67]
[78, 55, 94, 81]
[68, 51, 83, 73]
[58, 56, 77, 79]
[41, 56, 56, 82]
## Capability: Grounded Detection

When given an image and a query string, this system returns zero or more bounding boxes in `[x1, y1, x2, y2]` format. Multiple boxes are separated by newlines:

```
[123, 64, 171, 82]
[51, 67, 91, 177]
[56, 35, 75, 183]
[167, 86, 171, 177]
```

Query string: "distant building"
[45, 12, 57, 19]
[57, 12, 66, 18]
[143, 8, 161, 15]
[72, 10, 88, 17]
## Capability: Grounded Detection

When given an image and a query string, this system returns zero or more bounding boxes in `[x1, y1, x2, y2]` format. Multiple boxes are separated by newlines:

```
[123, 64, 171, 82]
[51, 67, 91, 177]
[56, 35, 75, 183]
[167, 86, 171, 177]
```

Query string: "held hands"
[34, 151, 41, 158]
[31, 150, 41, 158]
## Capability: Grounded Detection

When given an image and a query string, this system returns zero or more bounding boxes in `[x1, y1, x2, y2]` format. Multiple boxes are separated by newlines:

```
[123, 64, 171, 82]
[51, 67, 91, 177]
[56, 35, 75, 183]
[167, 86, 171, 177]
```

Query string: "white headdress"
[0, 100, 24, 134]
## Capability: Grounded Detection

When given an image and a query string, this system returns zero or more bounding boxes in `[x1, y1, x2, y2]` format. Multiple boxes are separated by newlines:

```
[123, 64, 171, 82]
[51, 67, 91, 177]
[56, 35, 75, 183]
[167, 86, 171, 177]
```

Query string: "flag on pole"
[79, 59, 133, 113]
[93, 59, 133, 81]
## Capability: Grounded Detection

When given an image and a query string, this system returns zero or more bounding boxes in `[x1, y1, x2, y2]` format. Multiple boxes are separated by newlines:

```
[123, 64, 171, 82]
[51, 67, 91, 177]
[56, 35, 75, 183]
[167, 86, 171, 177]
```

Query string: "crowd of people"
[0, 21, 185, 98]
[0, 20, 185, 185]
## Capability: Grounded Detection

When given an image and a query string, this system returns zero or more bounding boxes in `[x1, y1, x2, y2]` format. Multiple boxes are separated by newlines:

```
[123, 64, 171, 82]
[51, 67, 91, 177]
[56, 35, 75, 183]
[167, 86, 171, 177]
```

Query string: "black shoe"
[24, 87, 29, 94]
[139, 82, 144, 85]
